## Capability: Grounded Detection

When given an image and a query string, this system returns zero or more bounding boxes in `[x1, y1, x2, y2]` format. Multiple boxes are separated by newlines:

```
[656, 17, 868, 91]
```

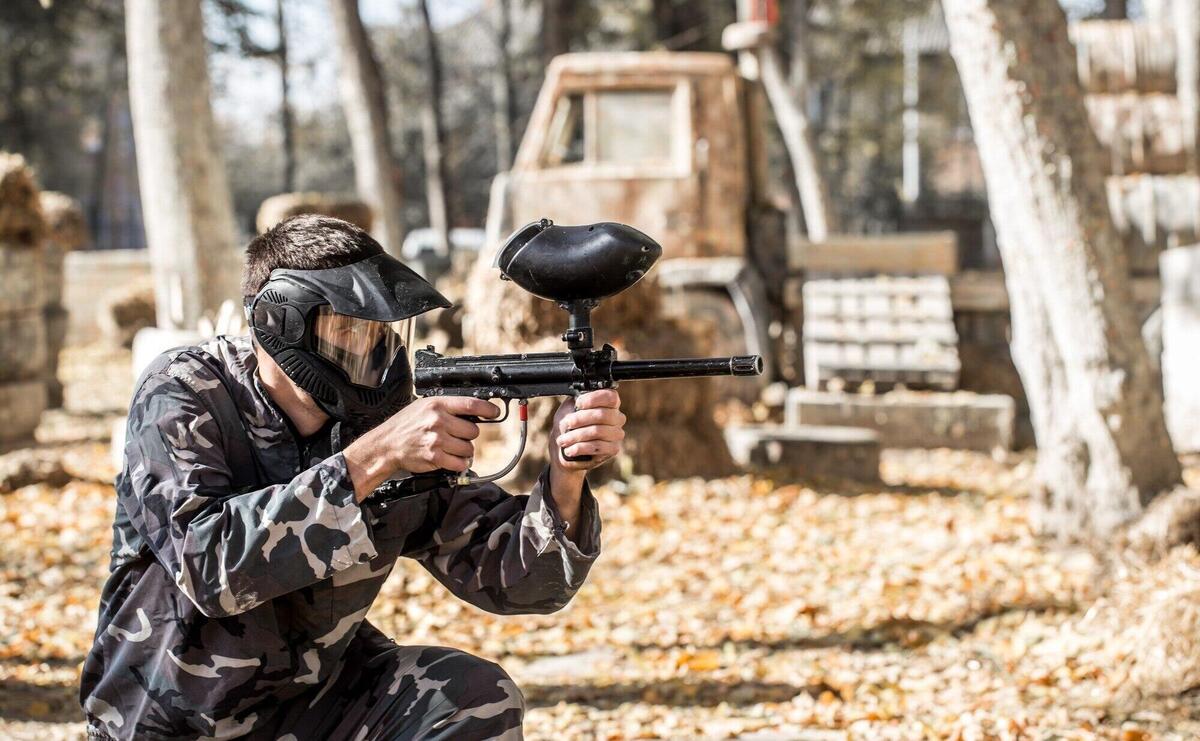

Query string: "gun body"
[414, 346, 763, 401]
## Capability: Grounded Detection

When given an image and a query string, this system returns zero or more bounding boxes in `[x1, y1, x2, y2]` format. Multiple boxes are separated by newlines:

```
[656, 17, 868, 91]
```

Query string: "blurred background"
[6, 0, 1200, 738]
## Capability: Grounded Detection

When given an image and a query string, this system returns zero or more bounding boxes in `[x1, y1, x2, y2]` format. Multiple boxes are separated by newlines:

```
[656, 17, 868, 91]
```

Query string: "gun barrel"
[610, 355, 763, 382]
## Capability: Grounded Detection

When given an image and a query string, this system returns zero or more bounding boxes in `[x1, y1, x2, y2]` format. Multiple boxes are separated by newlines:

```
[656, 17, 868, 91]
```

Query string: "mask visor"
[311, 306, 413, 388]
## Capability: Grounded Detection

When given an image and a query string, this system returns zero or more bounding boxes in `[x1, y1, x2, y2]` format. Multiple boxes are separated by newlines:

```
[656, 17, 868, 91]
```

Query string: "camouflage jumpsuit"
[79, 336, 601, 740]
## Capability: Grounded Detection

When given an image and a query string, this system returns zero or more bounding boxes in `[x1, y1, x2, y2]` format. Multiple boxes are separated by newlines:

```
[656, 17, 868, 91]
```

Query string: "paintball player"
[80, 215, 625, 740]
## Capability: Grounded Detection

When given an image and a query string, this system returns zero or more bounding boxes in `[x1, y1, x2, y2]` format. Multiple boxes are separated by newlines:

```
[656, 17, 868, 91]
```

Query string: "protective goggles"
[310, 306, 414, 388]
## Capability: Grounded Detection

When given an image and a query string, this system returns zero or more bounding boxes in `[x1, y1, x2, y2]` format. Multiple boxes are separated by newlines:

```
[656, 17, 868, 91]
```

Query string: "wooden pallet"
[803, 276, 961, 391]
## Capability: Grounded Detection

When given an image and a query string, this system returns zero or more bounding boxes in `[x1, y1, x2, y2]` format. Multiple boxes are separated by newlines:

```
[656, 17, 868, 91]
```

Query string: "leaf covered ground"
[1, 345, 1199, 739]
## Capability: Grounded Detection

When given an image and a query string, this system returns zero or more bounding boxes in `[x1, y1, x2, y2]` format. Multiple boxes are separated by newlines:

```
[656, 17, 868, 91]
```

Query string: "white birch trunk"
[942, 0, 1182, 538]
[327, 0, 404, 256]
[125, 0, 240, 329]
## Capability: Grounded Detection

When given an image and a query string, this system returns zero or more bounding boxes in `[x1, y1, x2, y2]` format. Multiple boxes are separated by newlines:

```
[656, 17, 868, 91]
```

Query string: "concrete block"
[724, 423, 881, 482]
[131, 327, 204, 380]
[785, 388, 1015, 452]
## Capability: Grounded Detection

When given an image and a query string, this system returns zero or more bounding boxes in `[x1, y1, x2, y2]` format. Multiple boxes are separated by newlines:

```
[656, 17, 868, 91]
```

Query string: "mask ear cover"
[247, 254, 451, 433]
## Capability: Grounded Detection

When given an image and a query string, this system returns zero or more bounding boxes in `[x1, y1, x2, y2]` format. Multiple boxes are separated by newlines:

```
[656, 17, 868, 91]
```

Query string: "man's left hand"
[550, 389, 625, 474]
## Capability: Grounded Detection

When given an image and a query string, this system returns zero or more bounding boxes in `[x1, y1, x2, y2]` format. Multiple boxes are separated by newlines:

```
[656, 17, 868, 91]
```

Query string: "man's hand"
[546, 390, 624, 539]
[550, 389, 626, 473]
[344, 396, 499, 501]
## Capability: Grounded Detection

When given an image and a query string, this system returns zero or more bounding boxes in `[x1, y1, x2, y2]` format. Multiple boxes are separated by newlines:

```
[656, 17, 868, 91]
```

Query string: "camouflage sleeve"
[409, 467, 601, 615]
[120, 372, 378, 618]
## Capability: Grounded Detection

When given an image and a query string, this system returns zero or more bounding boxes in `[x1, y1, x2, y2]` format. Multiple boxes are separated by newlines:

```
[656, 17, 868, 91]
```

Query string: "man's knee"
[419, 647, 526, 718]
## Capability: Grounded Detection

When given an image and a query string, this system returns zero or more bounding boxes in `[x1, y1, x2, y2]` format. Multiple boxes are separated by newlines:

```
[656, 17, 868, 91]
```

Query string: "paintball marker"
[405, 218, 764, 487]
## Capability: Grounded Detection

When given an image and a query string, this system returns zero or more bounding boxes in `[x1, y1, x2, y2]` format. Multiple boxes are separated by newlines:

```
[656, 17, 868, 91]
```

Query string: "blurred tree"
[418, 0, 451, 252]
[126, 0, 240, 326]
[0, 0, 128, 221]
[744, 0, 838, 240]
[943, 0, 1184, 541]
[1103, 0, 1127, 17]
[491, 0, 516, 172]
[651, 0, 729, 51]
[209, 0, 296, 193]
[328, 0, 405, 255]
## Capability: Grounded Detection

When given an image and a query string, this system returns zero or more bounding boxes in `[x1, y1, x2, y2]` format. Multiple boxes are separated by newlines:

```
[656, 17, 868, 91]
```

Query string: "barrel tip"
[731, 355, 764, 376]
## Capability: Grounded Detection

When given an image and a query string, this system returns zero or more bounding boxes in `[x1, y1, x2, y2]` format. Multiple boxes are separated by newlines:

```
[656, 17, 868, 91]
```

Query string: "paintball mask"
[247, 253, 451, 431]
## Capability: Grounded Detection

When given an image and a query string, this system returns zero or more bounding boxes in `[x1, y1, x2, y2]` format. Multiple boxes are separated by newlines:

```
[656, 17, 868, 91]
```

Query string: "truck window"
[595, 89, 673, 164]
[544, 93, 585, 166]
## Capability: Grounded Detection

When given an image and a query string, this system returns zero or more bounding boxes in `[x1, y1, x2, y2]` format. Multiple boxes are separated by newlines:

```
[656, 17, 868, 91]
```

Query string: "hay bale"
[0, 152, 46, 247]
[256, 192, 374, 234]
[324, 200, 374, 232]
[98, 279, 156, 348]
[39, 191, 88, 250]
[43, 305, 68, 409]
[1098, 545, 1200, 700]
[0, 380, 47, 444]
[0, 243, 44, 313]
[461, 247, 737, 483]
[0, 311, 48, 383]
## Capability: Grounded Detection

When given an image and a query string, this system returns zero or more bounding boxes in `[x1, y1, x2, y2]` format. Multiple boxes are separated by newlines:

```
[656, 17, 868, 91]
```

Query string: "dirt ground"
[2, 344, 1199, 740]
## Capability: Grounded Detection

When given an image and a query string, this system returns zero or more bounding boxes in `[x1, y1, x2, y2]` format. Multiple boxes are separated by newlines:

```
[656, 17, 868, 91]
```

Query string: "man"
[80, 215, 625, 740]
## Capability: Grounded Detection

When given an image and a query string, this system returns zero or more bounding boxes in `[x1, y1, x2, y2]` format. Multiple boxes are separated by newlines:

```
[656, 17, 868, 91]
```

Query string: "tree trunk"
[418, 0, 451, 255]
[492, 0, 516, 173]
[1102, 0, 1127, 19]
[275, 0, 295, 193]
[541, 0, 569, 66]
[942, 0, 1182, 539]
[757, 46, 838, 241]
[327, 0, 404, 256]
[125, 0, 240, 329]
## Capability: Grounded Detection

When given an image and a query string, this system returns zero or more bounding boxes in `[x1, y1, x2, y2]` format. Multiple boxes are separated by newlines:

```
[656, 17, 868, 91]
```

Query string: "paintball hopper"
[496, 219, 662, 303]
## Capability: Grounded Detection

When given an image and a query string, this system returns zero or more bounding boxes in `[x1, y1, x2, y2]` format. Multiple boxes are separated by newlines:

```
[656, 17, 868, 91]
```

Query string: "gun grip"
[563, 451, 594, 463]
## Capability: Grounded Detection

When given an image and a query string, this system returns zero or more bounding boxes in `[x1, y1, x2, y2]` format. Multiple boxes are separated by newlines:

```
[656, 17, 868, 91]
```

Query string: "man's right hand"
[343, 397, 500, 502]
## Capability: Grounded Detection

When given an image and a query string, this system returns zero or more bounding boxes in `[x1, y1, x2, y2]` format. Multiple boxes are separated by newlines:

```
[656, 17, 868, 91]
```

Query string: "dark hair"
[242, 214, 384, 299]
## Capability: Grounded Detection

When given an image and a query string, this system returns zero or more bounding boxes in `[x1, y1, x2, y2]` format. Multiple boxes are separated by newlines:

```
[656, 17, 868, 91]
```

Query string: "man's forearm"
[344, 430, 395, 503]
[548, 465, 586, 542]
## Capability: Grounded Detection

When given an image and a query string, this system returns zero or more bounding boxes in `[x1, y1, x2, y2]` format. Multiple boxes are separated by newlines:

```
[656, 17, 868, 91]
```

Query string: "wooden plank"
[790, 231, 959, 275]
[950, 269, 1163, 312]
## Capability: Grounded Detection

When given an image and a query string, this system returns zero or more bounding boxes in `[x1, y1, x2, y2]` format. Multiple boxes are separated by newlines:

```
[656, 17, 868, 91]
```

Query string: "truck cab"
[486, 52, 779, 385]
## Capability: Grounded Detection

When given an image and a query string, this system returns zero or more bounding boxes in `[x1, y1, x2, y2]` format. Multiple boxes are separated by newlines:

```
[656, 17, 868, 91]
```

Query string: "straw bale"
[0, 243, 44, 313]
[1096, 544, 1200, 700]
[39, 191, 88, 250]
[324, 200, 374, 233]
[39, 241, 67, 309]
[98, 279, 156, 348]
[617, 421, 735, 480]
[44, 305, 68, 409]
[256, 192, 374, 234]
[1086, 94, 1189, 175]
[0, 152, 45, 247]
[1071, 21, 1176, 94]
[0, 311, 47, 383]
[0, 380, 47, 444]
[460, 247, 736, 483]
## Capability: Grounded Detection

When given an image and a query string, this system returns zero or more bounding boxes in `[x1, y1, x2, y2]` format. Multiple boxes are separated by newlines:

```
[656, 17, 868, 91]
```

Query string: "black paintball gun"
[406, 218, 763, 486]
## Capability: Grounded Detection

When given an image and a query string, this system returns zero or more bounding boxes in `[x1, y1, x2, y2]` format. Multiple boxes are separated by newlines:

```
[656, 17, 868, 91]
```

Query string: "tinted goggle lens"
[311, 306, 413, 388]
